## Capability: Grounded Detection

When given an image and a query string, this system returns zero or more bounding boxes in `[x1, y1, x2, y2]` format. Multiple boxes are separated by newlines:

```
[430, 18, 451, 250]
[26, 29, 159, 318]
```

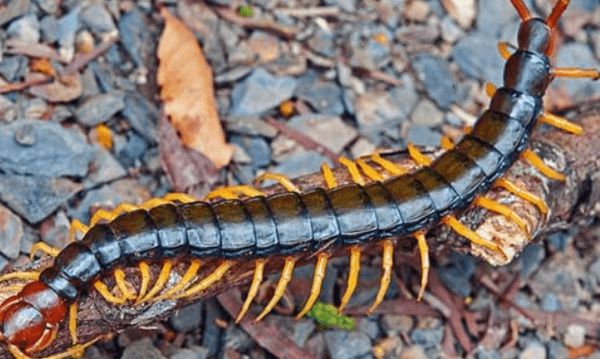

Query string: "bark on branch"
[0, 101, 599, 358]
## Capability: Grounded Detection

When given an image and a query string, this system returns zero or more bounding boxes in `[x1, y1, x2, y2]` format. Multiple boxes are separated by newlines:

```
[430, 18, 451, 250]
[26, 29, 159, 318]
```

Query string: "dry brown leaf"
[157, 7, 233, 169]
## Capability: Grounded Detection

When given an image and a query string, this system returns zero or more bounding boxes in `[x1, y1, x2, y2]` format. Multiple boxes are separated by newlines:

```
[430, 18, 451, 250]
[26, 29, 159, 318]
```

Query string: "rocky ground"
[0, 0, 599, 358]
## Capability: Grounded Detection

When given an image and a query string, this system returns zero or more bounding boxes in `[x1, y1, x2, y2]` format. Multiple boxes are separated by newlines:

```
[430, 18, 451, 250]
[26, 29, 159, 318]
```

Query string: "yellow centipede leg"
[93, 280, 127, 305]
[177, 260, 233, 299]
[339, 156, 366, 185]
[205, 187, 239, 200]
[256, 172, 301, 192]
[356, 159, 385, 181]
[370, 152, 406, 176]
[494, 178, 548, 215]
[255, 257, 296, 322]
[69, 303, 78, 344]
[539, 112, 583, 135]
[229, 185, 265, 197]
[114, 269, 137, 301]
[485, 82, 497, 97]
[321, 162, 338, 188]
[136, 262, 151, 303]
[522, 149, 566, 181]
[442, 216, 505, 257]
[154, 259, 202, 301]
[338, 246, 361, 313]
[440, 135, 455, 151]
[413, 232, 430, 301]
[139, 259, 173, 303]
[141, 197, 171, 210]
[474, 197, 530, 235]
[69, 219, 89, 241]
[29, 242, 61, 259]
[90, 203, 139, 226]
[496, 42, 513, 61]
[236, 259, 266, 323]
[367, 240, 394, 314]
[407, 143, 432, 166]
[163, 192, 197, 203]
[553, 67, 599, 80]
[296, 253, 329, 319]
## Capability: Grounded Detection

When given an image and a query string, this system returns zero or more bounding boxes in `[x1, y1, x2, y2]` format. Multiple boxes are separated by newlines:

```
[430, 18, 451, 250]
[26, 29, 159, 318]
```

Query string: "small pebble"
[324, 331, 371, 359]
[288, 114, 357, 154]
[411, 99, 444, 126]
[411, 54, 456, 109]
[400, 345, 428, 359]
[519, 342, 547, 359]
[75, 92, 125, 126]
[121, 338, 166, 359]
[564, 324, 586, 348]
[272, 151, 332, 179]
[230, 68, 297, 116]
[0, 205, 23, 259]
[7, 14, 40, 43]
[169, 302, 203, 333]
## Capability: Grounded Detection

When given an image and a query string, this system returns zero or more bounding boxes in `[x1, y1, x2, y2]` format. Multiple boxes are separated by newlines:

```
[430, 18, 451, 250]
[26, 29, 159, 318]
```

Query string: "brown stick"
[0, 102, 598, 358]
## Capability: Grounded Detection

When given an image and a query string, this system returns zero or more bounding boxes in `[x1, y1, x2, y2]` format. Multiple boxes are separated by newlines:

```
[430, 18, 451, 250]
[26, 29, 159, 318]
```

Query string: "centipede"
[0, 1, 598, 358]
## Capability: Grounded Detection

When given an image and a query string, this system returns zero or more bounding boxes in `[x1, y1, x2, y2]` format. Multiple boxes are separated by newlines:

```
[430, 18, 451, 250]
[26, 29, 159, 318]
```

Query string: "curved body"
[0, 15, 569, 357]
[40, 19, 551, 301]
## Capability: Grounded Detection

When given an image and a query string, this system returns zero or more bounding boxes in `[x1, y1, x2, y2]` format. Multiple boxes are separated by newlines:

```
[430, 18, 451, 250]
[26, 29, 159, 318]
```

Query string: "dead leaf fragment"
[157, 8, 233, 169]
[29, 73, 82, 102]
[441, 0, 476, 29]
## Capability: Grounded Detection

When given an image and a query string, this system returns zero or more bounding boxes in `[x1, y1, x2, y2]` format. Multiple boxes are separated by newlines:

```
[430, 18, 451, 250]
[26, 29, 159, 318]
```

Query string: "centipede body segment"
[0, 1, 598, 357]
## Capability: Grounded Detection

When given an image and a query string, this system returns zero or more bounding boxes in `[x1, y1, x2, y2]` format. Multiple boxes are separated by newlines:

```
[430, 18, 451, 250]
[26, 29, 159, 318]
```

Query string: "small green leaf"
[307, 302, 356, 331]
[238, 5, 254, 17]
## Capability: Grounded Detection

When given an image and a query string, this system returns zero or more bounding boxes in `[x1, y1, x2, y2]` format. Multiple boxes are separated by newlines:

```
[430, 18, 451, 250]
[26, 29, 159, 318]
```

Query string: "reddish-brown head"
[0, 281, 67, 354]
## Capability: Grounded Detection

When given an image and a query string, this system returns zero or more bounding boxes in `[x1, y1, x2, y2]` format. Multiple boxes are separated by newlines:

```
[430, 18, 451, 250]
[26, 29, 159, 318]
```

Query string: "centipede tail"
[0, 1, 597, 357]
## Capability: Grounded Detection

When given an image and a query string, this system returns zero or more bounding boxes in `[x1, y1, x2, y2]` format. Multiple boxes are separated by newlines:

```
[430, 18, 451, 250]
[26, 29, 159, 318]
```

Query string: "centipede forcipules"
[0, 1, 598, 358]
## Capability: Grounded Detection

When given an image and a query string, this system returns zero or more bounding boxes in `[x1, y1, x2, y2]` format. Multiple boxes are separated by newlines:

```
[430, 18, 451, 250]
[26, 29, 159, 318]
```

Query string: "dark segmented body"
[38, 18, 553, 302]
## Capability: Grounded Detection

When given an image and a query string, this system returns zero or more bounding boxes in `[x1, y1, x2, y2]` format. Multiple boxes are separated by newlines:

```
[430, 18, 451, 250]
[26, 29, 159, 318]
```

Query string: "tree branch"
[0, 101, 598, 358]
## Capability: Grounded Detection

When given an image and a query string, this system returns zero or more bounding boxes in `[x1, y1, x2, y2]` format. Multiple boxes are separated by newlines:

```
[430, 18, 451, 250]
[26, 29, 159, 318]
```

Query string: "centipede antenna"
[522, 149, 566, 181]
[177, 260, 233, 299]
[296, 253, 329, 319]
[552, 67, 600, 80]
[371, 152, 406, 176]
[356, 159, 385, 181]
[495, 178, 549, 214]
[413, 232, 430, 301]
[136, 262, 151, 302]
[138, 260, 173, 303]
[474, 197, 530, 235]
[254, 257, 296, 322]
[29, 242, 61, 259]
[367, 240, 394, 314]
[69, 303, 78, 345]
[510, 0, 532, 20]
[339, 156, 366, 185]
[236, 259, 266, 323]
[546, 0, 569, 29]
[407, 144, 432, 166]
[338, 246, 361, 313]
[256, 172, 301, 192]
[154, 260, 202, 301]
[321, 163, 338, 188]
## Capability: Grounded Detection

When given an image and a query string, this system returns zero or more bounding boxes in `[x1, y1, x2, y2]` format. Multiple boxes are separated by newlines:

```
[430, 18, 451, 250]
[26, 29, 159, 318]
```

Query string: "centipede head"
[0, 281, 67, 354]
